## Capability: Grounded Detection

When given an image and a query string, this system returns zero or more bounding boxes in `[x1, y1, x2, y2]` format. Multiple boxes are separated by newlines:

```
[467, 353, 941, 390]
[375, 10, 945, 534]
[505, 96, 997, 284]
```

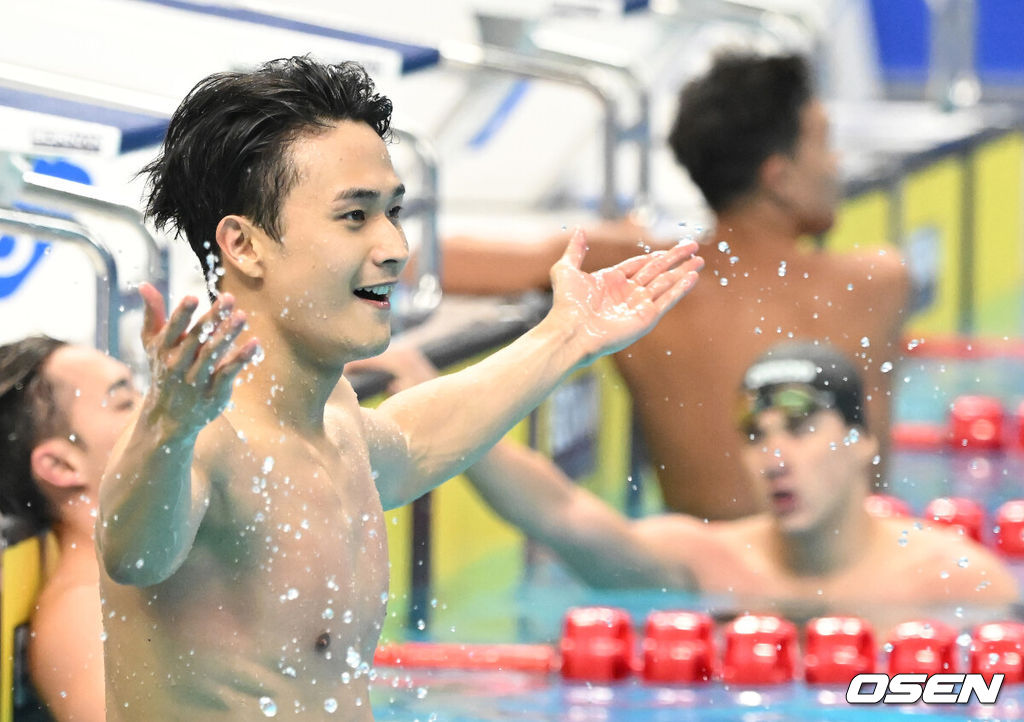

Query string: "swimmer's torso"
[101, 407, 389, 721]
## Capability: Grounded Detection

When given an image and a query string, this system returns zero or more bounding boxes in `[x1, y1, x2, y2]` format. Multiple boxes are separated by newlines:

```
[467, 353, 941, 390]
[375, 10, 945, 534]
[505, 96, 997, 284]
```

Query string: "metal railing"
[0, 207, 121, 355]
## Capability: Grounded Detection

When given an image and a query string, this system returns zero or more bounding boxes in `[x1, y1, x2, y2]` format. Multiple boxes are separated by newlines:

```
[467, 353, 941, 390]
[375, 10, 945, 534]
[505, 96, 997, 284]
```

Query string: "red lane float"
[924, 496, 985, 542]
[642, 610, 715, 683]
[950, 396, 1005, 450]
[864, 494, 912, 519]
[804, 616, 876, 684]
[970, 621, 1024, 683]
[374, 609, 1024, 687]
[559, 606, 636, 682]
[722, 614, 799, 685]
[887, 620, 958, 674]
[994, 500, 1024, 557]
[373, 642, 556, 673]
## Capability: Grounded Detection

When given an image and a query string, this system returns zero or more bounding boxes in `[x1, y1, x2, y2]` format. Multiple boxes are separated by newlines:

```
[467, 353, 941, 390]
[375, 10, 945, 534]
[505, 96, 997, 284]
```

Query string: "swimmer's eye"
[785, 415, 816, 436]
[339, 209, 366, 223]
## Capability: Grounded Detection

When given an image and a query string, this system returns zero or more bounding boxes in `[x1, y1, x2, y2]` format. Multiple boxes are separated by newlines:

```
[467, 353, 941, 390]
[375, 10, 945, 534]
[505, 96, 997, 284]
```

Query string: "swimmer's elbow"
[97, 531, 184, 587]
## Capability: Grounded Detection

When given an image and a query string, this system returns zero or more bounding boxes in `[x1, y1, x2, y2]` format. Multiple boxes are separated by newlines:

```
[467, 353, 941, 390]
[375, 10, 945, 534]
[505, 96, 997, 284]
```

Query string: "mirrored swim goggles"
[737, 384, 835, 436]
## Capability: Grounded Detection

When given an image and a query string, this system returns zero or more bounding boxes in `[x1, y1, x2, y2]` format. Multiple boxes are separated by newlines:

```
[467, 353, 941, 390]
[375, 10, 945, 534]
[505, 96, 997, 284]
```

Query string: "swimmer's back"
[615, 243, 908, 519]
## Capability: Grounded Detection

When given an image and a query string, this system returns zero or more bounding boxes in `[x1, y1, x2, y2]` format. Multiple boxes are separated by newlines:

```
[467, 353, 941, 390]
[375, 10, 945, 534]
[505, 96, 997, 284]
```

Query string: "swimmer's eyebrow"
[332, 184, 405, 204]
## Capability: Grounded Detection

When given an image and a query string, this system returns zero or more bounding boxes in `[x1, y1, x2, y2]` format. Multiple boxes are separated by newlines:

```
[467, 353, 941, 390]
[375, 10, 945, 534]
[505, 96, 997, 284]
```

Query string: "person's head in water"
[142, 56, 395, 295]
[668, 53, 840, 234]
[737, 342, 877, 534]
[0, 337, 138, 533]
[144, 56, 409, 363]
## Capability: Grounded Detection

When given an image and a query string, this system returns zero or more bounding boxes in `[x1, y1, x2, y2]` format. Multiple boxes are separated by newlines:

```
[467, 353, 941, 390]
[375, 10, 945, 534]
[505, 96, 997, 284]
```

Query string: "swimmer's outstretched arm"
[465, 442, 700, 590]
[365, 230, 704, 509]
[97, 284, 260, 586]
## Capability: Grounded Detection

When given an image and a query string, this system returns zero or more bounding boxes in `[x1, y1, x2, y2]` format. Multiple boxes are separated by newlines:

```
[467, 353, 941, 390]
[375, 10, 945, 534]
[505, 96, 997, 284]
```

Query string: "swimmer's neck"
[227, 332, 347, 437]
[714, 199, 813, 252]
[770, 497, 875, 577]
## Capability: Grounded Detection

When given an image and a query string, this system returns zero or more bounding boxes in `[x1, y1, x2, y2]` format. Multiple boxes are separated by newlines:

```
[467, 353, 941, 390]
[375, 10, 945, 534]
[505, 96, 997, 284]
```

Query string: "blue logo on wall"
[0, 159, 91, 299]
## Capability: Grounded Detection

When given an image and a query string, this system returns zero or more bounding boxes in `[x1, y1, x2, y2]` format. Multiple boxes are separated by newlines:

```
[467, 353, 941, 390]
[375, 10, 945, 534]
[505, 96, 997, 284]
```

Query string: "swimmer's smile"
[353, 282, 396, 310]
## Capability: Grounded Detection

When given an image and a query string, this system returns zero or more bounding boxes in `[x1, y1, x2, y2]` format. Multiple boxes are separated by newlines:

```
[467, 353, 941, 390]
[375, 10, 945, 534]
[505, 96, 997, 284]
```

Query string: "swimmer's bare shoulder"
[826, 245, 909, 309]
[875, 517, 1019, 604]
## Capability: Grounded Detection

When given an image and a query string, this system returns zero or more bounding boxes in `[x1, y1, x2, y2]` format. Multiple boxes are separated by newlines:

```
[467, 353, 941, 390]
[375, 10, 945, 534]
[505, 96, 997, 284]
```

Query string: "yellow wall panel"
[972, 132, 1024, 335]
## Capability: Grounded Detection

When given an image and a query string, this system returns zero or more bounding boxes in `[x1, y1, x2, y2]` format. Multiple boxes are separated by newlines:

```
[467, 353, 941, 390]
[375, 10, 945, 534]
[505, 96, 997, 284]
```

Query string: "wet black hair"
[142, 55, 393, 294]
[0, 336, 69, 530]
[667, 53, 813, 213]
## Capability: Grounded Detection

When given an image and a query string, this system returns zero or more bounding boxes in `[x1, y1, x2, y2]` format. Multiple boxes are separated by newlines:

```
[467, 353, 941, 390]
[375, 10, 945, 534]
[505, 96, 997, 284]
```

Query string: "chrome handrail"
[0, 207, 121, 355]
[390, 127, 442, 327]
[18, 171, 170, 307]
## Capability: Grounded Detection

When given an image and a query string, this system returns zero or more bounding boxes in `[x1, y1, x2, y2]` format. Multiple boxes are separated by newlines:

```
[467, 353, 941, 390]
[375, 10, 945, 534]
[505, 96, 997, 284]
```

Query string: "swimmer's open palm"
[549, 229, 703, 363]
[138, 283, 261, 437]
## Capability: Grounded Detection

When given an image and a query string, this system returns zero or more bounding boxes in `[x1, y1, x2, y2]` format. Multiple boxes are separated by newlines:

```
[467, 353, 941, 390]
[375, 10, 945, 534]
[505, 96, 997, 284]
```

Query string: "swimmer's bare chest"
[107, 418, 391, 705]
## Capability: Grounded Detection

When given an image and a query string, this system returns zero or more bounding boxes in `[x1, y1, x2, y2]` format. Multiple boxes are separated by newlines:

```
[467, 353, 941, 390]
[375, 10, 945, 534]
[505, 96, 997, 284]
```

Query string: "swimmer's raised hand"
[137, 283, 261, 436]
[548, 229, 704, 363]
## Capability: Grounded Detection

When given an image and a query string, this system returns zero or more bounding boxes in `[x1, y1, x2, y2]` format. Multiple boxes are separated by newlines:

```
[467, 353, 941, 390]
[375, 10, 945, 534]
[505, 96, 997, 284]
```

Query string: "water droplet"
[860, 336, 870, 348]
[286, 588, 299, 600]
[940, 570, 950, 579]
[346, 647, 362, 668]
[416, 687, 428, 700]
[343, 609, 353, 624]
[957, 557, 969, 568]
[777, 261, 787, 277]
[134, 558, 145, 569]
[259, 696, 277, 717]
[262, 457, 275, 474]
[717, 241, 730, 253]
[324, 698, 338, 714]
[880, 361, 893, 373]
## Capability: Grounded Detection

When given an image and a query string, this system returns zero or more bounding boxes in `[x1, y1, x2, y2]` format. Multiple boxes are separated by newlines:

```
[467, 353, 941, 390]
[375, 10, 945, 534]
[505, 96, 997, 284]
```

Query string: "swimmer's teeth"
[355, 284, 393, 300]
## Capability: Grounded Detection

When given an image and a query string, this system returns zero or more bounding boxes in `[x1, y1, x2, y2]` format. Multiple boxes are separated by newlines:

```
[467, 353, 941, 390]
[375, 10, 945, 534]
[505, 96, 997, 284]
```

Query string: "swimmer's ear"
[30, 438, 85, 490]
[758, 153, 792, 201]
[216, 215, 266, 281]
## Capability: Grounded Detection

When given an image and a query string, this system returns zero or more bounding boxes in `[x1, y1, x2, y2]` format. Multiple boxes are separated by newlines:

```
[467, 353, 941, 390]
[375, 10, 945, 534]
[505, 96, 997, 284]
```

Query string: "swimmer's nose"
[370, 217, 410, 271]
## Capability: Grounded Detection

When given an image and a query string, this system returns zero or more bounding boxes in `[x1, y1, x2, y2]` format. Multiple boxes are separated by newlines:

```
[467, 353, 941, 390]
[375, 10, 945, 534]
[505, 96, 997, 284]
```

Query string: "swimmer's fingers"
[644, 256, 704, 302]
[185, 310, 248, 389]
[650, 269, 702, 317]
[139, 283, 168, 347]
[153, 296, 200, 359]
[209, 340, 262, 402]
[555, 227, 588, 271]
[629, 241, 701, 287]
[165, 295, 235, 377]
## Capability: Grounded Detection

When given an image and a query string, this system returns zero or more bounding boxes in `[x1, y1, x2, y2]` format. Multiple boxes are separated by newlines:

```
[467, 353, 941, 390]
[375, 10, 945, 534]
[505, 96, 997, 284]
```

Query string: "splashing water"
[259, 696, 277, 717]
